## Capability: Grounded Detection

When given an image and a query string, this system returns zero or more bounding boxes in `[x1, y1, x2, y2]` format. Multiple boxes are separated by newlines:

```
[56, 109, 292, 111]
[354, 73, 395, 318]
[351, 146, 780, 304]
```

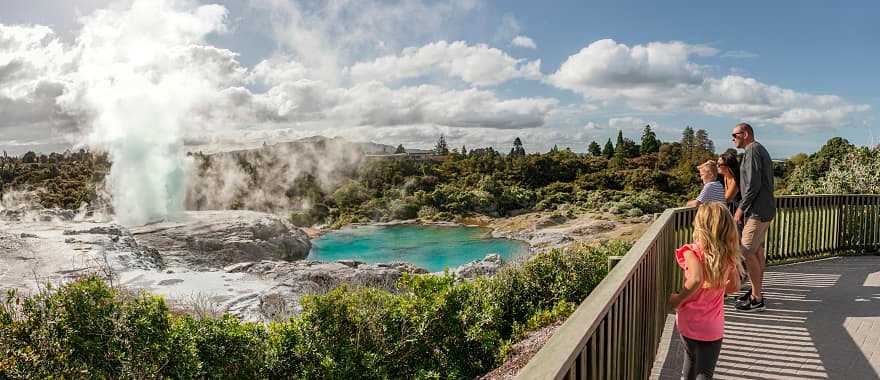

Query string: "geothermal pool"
[307, 225, 529, 272]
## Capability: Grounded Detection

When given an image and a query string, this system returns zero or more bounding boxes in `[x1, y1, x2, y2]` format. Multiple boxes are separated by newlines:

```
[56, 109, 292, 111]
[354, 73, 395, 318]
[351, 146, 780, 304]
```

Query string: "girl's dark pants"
[681, 335, 722, 380]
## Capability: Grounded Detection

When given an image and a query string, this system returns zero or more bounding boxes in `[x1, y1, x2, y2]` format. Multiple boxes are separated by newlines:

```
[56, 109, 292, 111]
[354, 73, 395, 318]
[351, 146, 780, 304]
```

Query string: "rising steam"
[57, 0, 231, 225]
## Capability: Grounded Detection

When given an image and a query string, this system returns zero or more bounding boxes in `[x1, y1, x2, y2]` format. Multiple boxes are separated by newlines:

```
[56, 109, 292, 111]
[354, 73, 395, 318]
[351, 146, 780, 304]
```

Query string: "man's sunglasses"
[731, 132, 745, 138]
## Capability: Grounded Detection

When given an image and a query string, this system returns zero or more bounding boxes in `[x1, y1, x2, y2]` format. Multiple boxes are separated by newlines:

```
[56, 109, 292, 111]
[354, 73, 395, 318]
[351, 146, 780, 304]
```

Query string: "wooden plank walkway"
[651, 256, 880, 379]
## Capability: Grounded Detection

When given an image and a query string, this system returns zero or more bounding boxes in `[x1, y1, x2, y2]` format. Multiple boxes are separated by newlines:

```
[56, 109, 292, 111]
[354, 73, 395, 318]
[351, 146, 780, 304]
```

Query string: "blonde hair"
[692, 202, 742, 288]
[698, 160, 718, 177]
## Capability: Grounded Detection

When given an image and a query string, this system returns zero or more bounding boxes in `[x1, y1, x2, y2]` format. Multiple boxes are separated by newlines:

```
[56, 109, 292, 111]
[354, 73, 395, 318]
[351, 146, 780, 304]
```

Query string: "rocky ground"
[0, 207, 512, 321]
[487, 209, 652, 250]
[480, 320, 566, 380]
[0, 204, 652, 375]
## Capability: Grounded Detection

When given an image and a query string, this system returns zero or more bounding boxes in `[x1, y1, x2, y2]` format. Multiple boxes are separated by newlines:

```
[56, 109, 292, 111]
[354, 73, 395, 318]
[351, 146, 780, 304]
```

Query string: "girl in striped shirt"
[687, 160, 726, 207]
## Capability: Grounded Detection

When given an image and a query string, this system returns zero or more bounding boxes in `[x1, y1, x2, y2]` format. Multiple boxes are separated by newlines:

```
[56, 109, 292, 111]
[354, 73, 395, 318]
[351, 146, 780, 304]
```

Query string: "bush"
[331, 181, 370, 210]
[178, 315, 270, 378]
[497, 185, 535, 213]
[289, 210, 313, 227]
[0, 241, 632, 379]
[389, 200, 420, 220]
[0, 277, 199, 378]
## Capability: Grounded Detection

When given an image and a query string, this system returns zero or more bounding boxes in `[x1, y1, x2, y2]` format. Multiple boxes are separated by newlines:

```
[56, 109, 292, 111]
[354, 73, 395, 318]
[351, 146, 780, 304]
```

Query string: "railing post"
[607, 256, 624, 271]
[837, 195, 845, 252]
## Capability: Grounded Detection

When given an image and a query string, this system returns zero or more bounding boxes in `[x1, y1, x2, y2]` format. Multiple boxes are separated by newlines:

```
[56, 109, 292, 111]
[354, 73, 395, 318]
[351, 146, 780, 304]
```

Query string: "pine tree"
[510, 137, 526, 157]
[394, 144, 406, 154]
[681, 126, 695, 160]
[640, 125, 660, 154]
[695, 129, 714, 154]
[434, 135, 449, 155]
[461, 145, 467, 156]
[588, 141, 602, 156]
[603, 138, 614, 158]
[616, 130, 625, 150]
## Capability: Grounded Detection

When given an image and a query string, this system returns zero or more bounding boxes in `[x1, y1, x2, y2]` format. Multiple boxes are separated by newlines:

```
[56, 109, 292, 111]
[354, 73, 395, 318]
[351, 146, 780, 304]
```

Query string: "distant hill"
[211, 135, 432, 156]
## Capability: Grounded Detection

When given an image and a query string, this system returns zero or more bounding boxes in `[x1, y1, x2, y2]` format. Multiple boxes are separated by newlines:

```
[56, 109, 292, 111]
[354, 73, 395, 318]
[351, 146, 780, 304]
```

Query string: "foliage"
[588, 141, 602, 156]
[0, 241, 631, 379]
[1, 126, 722, 227]
[331, 180, 371, 210]
[602, 138, 614, 158]
[640, 125, 661, 155]
[0, 149, 109, 209]
[509, 137, 526, 158]
[434, 135, 449, 155]
[785, 144, 880, 195]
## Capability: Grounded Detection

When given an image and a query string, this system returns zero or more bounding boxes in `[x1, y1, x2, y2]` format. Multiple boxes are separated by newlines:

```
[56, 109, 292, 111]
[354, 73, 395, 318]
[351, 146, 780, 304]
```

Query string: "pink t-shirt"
[675, 243, 726, 342]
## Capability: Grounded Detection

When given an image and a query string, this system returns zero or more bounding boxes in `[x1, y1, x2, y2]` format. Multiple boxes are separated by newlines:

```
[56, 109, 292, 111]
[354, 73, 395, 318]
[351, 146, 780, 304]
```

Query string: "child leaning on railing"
[667, 202, 743, 380]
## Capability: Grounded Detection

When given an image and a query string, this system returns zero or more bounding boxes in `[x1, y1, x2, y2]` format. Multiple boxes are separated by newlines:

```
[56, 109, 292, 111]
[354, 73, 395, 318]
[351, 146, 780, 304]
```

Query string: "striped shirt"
[697, 181, 726, 204]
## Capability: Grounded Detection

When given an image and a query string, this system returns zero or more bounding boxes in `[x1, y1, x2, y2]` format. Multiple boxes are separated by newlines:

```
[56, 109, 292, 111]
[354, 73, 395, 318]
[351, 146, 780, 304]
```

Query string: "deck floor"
[651, 255, 880, 380]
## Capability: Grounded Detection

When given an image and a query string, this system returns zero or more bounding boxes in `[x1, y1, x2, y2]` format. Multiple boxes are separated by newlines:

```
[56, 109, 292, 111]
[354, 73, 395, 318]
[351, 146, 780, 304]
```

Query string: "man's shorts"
[741, 218, 770, 256]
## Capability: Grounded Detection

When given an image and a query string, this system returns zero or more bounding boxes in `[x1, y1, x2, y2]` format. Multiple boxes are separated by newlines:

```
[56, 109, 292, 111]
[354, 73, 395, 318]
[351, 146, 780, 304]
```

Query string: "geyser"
[58, 0, 230, 226]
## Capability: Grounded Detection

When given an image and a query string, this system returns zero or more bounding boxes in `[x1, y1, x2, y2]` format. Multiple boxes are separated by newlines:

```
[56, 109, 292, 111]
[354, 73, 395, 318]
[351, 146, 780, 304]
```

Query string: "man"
[686, 160, 726, 207]
[731, 123, 776, 312]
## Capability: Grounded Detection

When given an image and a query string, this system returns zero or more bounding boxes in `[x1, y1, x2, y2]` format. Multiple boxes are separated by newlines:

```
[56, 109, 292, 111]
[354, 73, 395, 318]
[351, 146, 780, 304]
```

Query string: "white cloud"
[721, 50, 759, 59]
[495, 13, 521, 42]
[349, 40, 541, 86]
[583, 116, 665, 136]
[550, 39, 870, 132]
[251, 55, 308, 86]
[608, 117, 649, 131]
[511, 35, 537, 49]
[549, 39, 716, 93]
[253, 0, 483, 84]
[0, 24, 80, 138]
[246, 80, 557, 129]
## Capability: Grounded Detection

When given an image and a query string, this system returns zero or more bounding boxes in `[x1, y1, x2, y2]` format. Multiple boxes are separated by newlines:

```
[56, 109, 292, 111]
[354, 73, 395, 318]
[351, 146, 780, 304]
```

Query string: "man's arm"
[738, 148, 762, 216]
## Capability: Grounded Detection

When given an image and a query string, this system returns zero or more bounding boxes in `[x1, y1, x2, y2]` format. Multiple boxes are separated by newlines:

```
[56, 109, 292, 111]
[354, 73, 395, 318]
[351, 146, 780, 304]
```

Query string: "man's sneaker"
[735, 297, 765, 312]
[735, 289, 752, 306]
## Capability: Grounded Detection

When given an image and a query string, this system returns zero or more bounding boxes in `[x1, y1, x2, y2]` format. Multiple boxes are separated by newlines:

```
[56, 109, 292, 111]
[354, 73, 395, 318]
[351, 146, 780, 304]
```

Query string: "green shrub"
[389, 200, 420, 220]
[0, 277, 198, 378]
[0, 241, 632, 379]
[331, 180, 370, 210]
[177, 315, 270, 379]
[289, 210, 313, 227]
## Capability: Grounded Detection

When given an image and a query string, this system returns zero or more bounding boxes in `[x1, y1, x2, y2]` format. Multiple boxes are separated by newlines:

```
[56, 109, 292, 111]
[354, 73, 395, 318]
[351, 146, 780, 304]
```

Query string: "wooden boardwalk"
[652, 256, 880, 379]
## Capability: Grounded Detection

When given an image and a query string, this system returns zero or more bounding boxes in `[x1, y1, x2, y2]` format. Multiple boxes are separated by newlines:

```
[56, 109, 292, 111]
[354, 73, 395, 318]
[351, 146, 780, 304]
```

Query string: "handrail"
[516, 194, 880, 380]
[515, 209, 677, 379]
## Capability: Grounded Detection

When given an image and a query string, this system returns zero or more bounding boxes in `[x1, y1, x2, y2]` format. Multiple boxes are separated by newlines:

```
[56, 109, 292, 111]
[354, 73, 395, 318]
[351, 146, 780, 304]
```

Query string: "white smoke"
[186, 137, 364, 212]
[55, 0, 233, 225]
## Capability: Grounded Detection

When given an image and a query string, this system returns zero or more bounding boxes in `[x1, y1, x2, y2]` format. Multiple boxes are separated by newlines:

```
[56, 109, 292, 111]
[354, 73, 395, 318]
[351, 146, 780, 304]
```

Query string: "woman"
[667, 202, 743, 379]
[717, 153, 741, 217]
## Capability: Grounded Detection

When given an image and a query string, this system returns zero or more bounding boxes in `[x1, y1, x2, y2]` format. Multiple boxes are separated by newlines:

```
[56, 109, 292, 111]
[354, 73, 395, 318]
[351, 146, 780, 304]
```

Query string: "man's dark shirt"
[739, 141, 776, 221]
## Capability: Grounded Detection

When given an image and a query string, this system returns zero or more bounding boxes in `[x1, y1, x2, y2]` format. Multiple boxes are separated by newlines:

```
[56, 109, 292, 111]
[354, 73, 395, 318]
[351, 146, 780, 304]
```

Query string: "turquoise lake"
[307, 225, 529, 272]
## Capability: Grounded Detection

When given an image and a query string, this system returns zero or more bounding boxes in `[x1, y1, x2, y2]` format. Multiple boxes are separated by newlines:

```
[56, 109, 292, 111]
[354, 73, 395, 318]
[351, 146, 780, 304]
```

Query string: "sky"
[1, 0, 877, 158]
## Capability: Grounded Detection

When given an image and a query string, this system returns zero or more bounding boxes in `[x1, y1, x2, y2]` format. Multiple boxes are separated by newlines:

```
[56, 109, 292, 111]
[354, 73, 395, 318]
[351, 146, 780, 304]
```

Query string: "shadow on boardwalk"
[652, 256, 880, 379]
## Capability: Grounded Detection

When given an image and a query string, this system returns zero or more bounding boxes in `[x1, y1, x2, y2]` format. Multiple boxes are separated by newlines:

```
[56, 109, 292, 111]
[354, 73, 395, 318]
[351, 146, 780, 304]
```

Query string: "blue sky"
[1, 0, 876, 158]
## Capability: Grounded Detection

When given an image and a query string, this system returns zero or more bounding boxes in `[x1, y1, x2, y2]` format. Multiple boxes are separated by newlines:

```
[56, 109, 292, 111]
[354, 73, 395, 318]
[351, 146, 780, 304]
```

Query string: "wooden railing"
[516, 194, 880, 380]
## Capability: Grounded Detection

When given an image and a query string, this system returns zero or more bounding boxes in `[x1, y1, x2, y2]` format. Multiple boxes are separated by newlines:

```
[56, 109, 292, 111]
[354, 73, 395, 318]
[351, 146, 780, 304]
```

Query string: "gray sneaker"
[735, 288, 752, 306]
[735, 297, 765, 312]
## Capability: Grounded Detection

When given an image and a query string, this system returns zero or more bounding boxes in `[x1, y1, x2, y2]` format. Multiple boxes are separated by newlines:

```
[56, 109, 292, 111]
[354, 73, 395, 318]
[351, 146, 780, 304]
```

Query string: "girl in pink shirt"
[667, 202, 743, 380]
